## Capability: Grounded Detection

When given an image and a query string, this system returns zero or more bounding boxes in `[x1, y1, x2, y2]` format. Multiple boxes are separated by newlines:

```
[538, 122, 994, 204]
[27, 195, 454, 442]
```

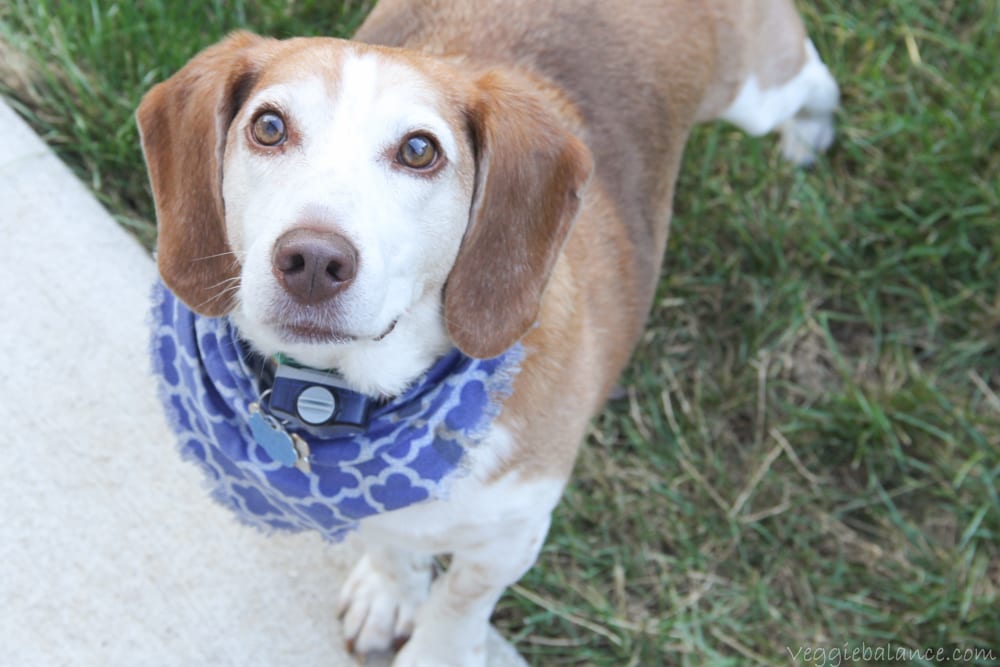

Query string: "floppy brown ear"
[136, 31, 272, 316]
[444, 71, 593, 359]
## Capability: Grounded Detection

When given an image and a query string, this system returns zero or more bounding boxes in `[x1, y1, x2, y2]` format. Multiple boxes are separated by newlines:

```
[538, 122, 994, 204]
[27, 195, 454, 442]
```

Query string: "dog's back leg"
[712, 2, 840, 165]
[774, 40, 840, 165]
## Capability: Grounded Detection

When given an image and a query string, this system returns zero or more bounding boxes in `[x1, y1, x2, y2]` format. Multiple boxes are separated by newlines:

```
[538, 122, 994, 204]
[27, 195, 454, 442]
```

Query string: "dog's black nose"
[272, 228, 358, 305]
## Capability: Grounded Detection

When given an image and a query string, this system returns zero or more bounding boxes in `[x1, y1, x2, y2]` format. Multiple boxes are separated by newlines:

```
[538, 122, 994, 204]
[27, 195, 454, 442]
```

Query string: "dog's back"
[358, 0, 713, 287]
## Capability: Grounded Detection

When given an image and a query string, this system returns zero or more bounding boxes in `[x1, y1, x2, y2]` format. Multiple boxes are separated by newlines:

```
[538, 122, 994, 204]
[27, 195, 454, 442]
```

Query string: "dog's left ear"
[136, 31, 273, 316]
[445, 71, 593, 359]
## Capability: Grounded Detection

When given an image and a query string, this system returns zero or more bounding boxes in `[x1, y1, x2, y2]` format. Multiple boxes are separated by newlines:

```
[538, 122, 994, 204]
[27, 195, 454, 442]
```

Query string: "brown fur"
[353, 0, 811, 481]
[445, 69, 592, 359]
[355, 0, 716, 480]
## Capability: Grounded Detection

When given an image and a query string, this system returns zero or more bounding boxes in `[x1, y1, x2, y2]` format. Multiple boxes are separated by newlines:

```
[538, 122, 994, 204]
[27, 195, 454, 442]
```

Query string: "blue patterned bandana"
[151, 281, 522, 541]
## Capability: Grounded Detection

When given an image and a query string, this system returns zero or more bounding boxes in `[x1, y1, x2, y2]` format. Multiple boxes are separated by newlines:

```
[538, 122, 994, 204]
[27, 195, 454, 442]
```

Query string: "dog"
[137, 0, 839, 664]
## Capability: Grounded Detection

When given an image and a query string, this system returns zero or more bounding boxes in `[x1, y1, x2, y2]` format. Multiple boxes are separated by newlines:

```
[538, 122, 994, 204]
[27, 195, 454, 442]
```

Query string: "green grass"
[0, 0, 373, 246]
[3, 1, 998, 665]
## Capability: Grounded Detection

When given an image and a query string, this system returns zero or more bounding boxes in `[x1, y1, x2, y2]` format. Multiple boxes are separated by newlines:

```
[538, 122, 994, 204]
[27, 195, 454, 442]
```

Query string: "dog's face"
[138, 33, 591, 395]
[222, 47, 476, 383]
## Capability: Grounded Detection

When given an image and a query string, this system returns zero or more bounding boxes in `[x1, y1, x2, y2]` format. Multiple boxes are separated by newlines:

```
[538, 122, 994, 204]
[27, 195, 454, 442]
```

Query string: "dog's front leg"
[392, 516, 551, 667]
[338, 543, 434, 657]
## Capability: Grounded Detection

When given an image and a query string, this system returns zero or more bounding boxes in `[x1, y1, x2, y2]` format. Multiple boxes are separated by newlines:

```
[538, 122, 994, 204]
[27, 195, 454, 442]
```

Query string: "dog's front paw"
[337, 552, 431, 656]
[391, 623, 487, 667]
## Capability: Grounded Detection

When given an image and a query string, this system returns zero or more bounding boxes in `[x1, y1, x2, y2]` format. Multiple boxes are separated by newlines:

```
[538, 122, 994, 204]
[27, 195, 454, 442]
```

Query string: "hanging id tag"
[248, 402, 311, 473]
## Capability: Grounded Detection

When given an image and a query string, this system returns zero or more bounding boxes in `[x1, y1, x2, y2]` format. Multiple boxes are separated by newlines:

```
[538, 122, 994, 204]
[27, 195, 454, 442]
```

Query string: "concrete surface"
[0, 98, 527, 667]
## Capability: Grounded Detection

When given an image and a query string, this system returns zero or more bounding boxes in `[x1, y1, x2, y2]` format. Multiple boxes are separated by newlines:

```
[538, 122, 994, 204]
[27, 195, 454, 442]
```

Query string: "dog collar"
[151, 281, 523, 541]
[237, 344, 470, 475]
[257, 355, 378, 437]
[234, 347, 382, 470]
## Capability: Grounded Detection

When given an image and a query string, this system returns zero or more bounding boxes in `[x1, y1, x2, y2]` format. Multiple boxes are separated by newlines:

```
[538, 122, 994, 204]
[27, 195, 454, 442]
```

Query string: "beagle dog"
[137, 0, 838, 664]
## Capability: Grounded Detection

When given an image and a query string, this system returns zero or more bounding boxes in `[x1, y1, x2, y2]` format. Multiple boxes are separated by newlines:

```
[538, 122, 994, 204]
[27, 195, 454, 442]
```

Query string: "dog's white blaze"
[223, 51, 473, 396]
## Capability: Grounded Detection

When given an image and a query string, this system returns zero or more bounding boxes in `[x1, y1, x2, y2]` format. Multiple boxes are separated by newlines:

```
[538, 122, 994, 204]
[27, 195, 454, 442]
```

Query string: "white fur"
[337, 545, 431, 654]
[338, 424, 564, 663]
[222, 52, 473, 397]
[721, 39, 840, 165]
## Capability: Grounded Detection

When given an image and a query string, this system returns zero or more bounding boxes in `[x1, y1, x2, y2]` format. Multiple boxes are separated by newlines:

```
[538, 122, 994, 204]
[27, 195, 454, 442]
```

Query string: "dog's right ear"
[136, 31, 272, 316]
[443, 71, 593, 359]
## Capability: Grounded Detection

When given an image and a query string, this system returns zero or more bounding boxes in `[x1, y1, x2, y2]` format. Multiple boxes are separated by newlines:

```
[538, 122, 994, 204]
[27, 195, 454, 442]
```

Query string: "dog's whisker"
[193, 277, 242, 312]
[191, 250, 245, 263]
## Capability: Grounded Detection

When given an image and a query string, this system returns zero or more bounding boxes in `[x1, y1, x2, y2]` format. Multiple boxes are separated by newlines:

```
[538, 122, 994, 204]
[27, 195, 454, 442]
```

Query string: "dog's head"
[137, 32, 591, 394]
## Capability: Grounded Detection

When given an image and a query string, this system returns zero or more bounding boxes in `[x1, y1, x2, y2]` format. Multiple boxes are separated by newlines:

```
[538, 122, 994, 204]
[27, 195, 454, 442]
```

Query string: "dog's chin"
[275, 318, 399, 346]
[278, 322, 355, 345]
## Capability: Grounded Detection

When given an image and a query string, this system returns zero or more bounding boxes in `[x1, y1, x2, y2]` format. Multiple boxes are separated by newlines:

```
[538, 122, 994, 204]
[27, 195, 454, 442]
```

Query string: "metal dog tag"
[249, 402, 302, 468]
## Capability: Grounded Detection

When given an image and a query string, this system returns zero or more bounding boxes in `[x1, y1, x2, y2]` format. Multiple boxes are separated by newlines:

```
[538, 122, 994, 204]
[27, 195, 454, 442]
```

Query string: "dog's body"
[138, 1, 838, 664]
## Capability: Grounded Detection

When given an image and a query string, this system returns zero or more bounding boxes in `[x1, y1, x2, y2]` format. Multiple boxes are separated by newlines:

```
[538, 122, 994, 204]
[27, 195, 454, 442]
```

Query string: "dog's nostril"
[327, 259, 350, 282]
[279, 252, 306, 274]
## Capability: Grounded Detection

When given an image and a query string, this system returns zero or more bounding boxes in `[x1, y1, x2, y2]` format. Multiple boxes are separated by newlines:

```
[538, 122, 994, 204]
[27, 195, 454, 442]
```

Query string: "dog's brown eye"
[252, 111, 286, 146]
[398, 134, 437, 169]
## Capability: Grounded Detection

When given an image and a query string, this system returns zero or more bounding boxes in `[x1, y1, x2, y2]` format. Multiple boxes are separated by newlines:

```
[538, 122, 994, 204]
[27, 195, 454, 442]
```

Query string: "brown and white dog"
[137, 1, 838, 664]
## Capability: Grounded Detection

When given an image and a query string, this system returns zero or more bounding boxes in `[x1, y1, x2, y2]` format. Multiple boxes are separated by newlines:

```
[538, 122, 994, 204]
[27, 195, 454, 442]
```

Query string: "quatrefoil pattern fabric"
[151, 282, 522, 541]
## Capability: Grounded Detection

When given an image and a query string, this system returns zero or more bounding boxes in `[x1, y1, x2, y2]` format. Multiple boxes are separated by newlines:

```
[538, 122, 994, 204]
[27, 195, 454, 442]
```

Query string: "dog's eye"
[252, 111, 287, 147]
[397, 134, 438, 169]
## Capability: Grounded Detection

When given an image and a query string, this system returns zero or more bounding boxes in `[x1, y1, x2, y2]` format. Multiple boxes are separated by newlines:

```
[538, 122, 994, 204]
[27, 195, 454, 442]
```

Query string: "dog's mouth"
[278, 318, 399, 345]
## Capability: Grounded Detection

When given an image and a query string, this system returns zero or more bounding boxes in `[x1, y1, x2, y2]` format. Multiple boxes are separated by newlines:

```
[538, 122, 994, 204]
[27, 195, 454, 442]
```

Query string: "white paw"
[337, 553, 431, 656]
[779, 112, 836, 166]
[391, 625, 487, 667]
